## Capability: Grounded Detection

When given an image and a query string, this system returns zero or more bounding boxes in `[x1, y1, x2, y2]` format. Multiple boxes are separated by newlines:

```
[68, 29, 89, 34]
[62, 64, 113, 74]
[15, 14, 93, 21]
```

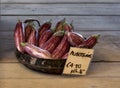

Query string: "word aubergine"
[70, 51, 92, 58]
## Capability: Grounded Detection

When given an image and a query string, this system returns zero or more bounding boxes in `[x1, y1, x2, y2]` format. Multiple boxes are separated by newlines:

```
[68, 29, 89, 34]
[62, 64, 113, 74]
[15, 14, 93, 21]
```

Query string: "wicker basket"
[15, 50, 66, 74]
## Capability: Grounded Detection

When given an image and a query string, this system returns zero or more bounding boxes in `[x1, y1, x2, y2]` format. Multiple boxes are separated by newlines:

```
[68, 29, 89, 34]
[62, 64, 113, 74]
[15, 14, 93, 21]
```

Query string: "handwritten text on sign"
[63, 47, 94, 75]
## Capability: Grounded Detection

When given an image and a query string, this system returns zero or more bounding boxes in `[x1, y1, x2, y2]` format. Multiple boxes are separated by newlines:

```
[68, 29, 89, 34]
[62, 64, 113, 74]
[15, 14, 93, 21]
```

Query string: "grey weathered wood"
[1, 4, 120, 15]
[1, 16, 120, 31]
[0, 40, 14, 51]
[1, 0, 120, 3]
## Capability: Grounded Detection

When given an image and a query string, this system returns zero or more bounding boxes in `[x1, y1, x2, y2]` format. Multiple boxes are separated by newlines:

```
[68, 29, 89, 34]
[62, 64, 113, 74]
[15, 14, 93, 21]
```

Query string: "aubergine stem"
[28, 22, 36, 30]
[24, 19, 40, 27]
[61, 18, 66, 31]
[92, 34, 100, 43]
[54, 30, 65, 36]
[62, 18, 66, 25]
[59, 18, 66, 26]
[18, 18, 21, 23]
[62, 23, 66, 31]
[21, 42, 26, 47]
[62, 18, 66, 23]
[47, 19, 52, 23]
[92, 34, 100, 39]
[70, 20, 74, 31]
[50, 28, 56, 33]
[25, 22, 36, 33]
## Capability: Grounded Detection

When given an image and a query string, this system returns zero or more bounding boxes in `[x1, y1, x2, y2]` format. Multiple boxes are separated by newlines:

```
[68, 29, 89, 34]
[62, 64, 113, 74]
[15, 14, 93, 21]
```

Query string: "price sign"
[63, 47, 94, 75]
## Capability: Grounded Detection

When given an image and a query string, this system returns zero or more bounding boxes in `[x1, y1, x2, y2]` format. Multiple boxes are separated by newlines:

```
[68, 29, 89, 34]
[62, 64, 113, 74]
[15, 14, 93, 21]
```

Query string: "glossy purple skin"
[22, 43, 52, 59]
[67, 32, 84, 47]
[27, 29, 37, 45]
[38, 30, 53, 48]
[14, 22, 25, 53]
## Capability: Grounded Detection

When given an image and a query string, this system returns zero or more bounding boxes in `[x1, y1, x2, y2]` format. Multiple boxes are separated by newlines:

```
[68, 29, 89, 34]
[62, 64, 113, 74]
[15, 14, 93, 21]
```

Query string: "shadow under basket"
[15, 50, 66, 74]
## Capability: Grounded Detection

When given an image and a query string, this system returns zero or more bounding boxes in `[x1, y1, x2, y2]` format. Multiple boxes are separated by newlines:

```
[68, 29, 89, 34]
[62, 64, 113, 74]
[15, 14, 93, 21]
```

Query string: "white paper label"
[63, 47, 94, 75]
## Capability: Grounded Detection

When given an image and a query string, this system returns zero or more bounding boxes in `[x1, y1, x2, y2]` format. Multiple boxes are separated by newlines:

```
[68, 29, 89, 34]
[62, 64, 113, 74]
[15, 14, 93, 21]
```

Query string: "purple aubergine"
[62, 52, 68, 59]
[38, 29, 53, 48]
[79, 34, 100, 48]
[14, 20, 25, 53]
[67, 32, 85, 47]
[27, 27, 37, 45]
[21, 42, 52, 59]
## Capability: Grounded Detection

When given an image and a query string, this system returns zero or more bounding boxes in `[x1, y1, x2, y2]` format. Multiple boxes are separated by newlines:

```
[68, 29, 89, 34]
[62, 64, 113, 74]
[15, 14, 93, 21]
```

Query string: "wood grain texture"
[0, 78, 120, 88]
[1, 16, 120, 31]
[0, 63, 120, 79]
[0, 51, 17, 62]
[0, 62, 120, 88]
[1, 0, 120, 3]
[1, 4, 120, 16]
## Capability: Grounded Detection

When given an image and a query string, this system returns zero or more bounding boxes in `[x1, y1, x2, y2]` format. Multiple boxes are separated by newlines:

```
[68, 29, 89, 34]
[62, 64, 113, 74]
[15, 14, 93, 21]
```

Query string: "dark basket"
[15, 50, 66, 74]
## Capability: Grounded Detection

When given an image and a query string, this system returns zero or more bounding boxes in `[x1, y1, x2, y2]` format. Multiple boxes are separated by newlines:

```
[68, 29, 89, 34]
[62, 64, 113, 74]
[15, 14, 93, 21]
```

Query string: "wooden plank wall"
[0, 1, 120, 88]
[0, 0, 120, 62]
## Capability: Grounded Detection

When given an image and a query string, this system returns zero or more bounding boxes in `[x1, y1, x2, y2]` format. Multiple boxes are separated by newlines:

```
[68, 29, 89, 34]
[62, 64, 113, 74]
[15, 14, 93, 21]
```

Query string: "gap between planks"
[2, 4, 120, 16]
[2, 0, 120, 4]
[2, 2, 120, 4]
[2, 14, 120, 16]
[1, 16, 120, 31]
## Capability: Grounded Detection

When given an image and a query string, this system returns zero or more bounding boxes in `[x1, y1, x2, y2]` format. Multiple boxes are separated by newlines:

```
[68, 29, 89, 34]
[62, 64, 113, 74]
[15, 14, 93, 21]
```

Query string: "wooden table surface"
[0, 0, 120, 88]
